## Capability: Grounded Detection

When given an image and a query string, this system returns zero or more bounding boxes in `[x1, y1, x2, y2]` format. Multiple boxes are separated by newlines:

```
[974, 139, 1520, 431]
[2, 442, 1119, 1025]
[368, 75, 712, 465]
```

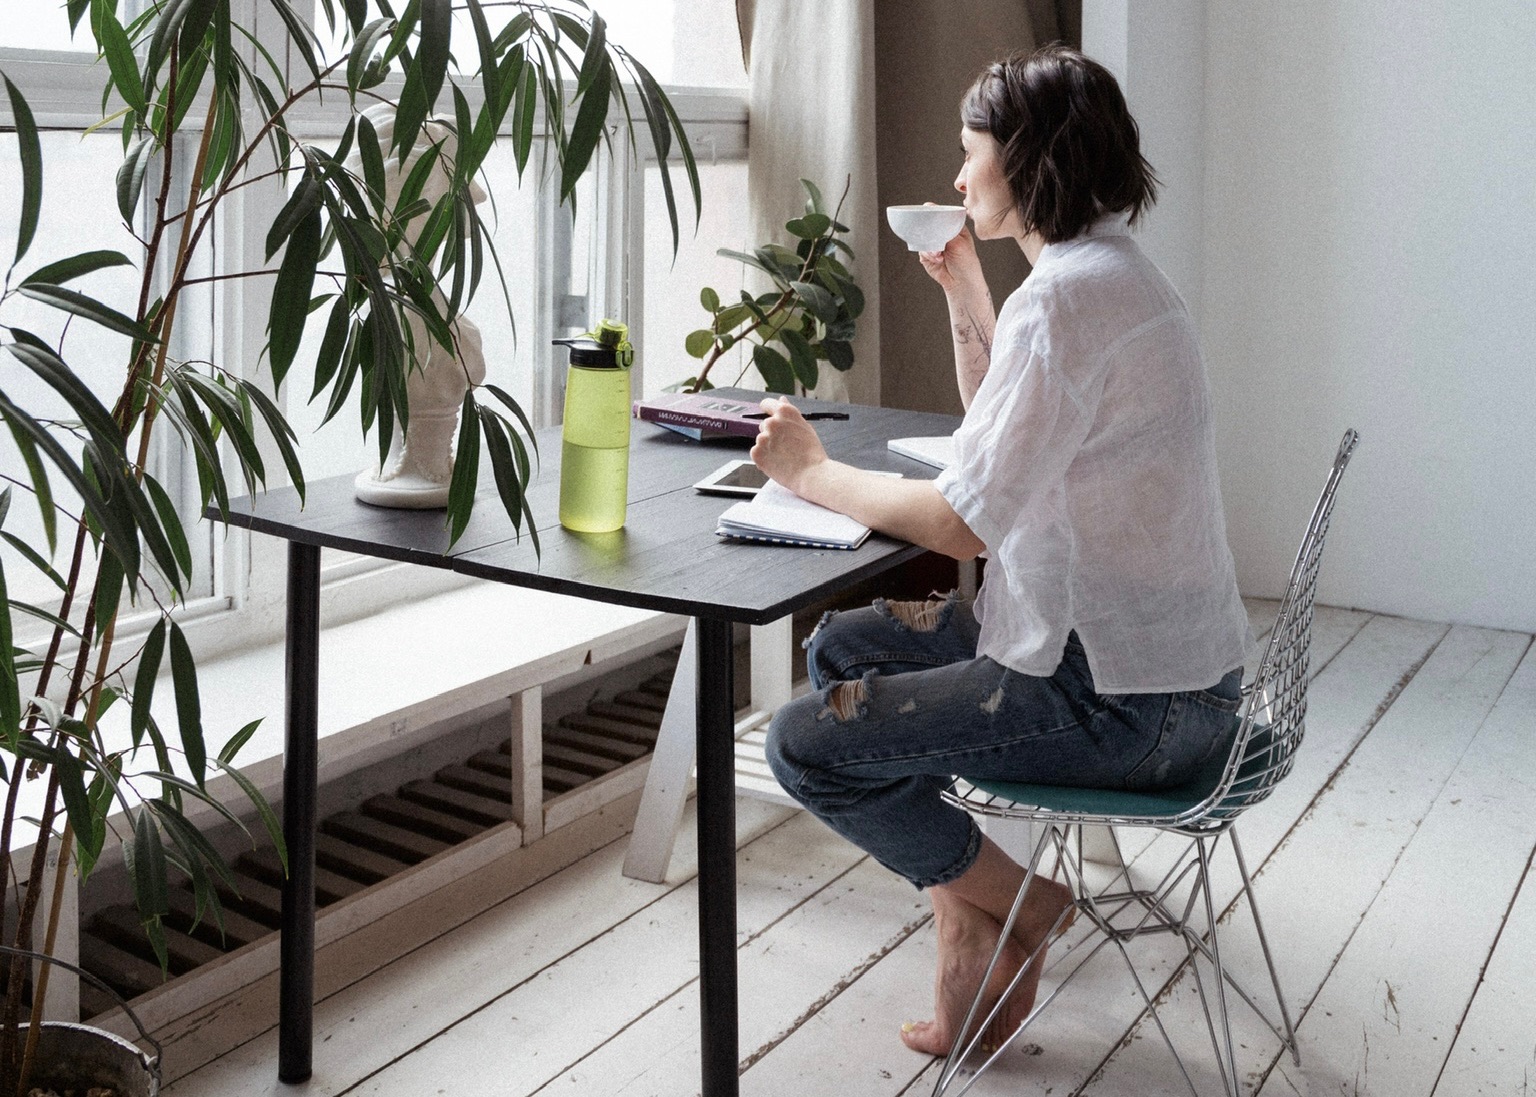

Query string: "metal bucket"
[20, 1021, 157, 1096]
[2, 945, 161, 1096]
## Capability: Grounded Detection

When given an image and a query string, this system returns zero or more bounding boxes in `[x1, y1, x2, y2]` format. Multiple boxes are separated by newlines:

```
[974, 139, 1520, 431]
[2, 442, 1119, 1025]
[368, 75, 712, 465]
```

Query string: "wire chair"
[932, 429, 1360, 1097]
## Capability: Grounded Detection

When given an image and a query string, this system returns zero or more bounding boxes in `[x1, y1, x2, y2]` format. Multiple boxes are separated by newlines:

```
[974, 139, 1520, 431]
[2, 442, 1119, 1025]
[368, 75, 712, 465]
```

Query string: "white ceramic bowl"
[886, 204, 967, 252]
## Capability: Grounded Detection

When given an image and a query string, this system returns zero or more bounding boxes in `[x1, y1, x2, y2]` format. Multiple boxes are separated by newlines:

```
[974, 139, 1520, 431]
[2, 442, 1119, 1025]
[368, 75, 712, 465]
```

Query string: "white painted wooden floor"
[162, 603, 1536, 1097]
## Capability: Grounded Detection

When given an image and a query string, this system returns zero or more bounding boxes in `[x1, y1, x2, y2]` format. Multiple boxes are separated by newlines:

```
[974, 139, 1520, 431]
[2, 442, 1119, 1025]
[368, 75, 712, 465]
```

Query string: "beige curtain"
[735, 0, 881, 406]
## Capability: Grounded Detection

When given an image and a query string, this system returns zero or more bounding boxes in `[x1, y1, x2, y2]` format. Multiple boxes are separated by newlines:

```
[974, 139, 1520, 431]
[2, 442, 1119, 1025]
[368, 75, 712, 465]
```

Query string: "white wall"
[1090, 1, 1536, 632]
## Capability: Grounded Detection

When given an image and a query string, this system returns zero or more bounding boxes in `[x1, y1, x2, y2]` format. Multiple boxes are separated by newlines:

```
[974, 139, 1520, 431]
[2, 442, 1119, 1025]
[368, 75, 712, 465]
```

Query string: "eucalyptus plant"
[0, 0, 697, 1086]
[682, 178, 861, 394]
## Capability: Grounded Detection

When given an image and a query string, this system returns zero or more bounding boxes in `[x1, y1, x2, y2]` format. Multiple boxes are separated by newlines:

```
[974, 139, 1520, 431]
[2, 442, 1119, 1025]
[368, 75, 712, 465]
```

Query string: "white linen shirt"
[935, 215, 1252, 693]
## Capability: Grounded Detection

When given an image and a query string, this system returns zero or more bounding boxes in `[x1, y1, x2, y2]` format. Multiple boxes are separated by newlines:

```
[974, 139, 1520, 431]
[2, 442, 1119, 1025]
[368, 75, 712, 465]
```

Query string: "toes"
[900, 1020, 952, 1057]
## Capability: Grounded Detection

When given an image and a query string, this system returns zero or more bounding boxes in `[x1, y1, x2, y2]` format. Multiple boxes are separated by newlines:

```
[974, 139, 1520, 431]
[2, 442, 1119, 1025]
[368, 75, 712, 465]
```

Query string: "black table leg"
[694, 616, 738, 1097]
[280, 542, 321, 1082]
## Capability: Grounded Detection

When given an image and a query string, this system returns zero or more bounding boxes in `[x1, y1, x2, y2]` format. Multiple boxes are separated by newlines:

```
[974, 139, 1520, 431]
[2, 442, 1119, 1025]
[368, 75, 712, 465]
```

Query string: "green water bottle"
[557, 320, 634, 533]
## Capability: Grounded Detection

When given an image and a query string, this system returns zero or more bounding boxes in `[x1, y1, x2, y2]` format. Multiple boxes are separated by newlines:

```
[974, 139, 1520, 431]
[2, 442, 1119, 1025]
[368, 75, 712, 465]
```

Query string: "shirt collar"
[1036, 212, 1134, 266]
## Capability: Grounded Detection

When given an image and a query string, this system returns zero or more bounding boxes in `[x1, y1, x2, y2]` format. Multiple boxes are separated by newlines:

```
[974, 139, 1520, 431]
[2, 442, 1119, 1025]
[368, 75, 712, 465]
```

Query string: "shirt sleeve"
[936, 341, 1101, 551]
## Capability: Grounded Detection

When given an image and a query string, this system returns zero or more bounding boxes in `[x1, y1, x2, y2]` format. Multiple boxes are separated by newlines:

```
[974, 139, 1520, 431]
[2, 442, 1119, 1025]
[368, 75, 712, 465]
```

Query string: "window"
[0, 0, 747, 663]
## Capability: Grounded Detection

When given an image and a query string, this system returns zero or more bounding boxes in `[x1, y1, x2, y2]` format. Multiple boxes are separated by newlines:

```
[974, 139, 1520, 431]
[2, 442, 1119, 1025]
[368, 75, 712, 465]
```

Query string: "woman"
[752, 46, 1252, 1057]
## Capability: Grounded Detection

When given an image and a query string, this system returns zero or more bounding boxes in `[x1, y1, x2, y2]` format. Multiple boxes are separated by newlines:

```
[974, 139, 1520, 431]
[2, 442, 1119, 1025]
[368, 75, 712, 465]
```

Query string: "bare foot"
[900, 877, 1076, 1059]
[900, 898, 1038, 1057]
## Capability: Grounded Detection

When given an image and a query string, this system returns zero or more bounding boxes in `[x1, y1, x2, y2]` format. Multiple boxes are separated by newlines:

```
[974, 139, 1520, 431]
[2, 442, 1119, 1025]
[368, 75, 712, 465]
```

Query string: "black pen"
[743, 411, 850, 421]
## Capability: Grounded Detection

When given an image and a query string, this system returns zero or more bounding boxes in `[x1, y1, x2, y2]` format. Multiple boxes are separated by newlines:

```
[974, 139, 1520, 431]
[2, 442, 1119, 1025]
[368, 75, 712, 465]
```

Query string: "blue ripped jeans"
[763, 593, 1244, 889]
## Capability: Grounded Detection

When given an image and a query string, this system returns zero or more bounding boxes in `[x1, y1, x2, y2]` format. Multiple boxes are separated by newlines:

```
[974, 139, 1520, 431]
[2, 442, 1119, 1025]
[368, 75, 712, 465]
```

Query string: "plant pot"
[1, 946, 161, 1096]
[19, 1021, 157, 1096]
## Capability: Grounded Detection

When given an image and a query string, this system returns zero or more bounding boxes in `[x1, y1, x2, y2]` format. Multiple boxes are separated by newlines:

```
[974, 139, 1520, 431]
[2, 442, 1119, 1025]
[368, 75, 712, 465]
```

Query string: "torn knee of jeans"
[979, 684, 1005, 715]
[803, 609, 838, 650]
[874, 589, 960, 633]
[819, 676, 871, 723]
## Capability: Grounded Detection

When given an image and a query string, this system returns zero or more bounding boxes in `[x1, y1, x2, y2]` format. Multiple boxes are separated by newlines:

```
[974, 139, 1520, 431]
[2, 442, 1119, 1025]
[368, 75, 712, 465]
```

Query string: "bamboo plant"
[0, 0, 698, 1087]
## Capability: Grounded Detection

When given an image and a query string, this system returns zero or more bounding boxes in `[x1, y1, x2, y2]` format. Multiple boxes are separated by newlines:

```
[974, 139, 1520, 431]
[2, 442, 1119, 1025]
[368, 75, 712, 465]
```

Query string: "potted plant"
[0, 1, 699, 1091]
[681, 178, 862, 394]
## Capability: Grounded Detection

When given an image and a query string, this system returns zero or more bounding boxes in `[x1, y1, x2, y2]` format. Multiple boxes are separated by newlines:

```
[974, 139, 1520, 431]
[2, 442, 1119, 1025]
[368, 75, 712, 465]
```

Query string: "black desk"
[212, 391, 960, 1095]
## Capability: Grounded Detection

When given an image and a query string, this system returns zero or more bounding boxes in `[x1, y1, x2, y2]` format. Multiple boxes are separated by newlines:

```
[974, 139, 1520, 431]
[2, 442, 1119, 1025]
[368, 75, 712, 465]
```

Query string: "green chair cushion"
[966, 722, 1278, 822]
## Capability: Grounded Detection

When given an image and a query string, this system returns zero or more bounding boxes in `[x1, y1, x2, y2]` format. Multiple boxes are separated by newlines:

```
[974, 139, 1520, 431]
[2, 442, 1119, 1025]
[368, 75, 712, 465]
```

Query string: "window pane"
[312, 1, 744, 87]
[641, 158, 750, 396]
[4, 5, 95, 52]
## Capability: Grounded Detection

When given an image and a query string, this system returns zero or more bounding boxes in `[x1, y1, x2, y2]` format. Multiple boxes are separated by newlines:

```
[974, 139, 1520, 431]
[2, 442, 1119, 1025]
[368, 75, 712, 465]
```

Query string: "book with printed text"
[633, 391, 764, 441]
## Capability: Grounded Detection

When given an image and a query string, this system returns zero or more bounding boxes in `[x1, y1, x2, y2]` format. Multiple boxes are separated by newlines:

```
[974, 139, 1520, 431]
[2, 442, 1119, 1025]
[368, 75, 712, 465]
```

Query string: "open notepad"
[715, 481, 871, 550]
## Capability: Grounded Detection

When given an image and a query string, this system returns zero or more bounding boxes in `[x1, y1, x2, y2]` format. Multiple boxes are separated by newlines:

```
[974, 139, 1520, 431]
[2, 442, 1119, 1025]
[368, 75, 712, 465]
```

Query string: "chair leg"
[1196, 838, 1242, 1097]
[1229, 828, 1301, 1066]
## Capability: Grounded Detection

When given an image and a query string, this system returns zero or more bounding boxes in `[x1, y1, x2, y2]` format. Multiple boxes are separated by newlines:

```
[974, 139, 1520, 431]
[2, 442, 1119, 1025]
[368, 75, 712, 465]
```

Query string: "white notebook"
[715, 481, 871, 550]
[887, 435, 956, 470]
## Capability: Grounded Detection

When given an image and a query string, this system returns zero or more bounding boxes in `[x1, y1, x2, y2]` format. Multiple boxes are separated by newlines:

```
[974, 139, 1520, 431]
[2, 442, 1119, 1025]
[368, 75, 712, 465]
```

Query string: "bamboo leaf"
[357, 113, 387, 211]
[168, 622, 206, 787]
[0, 392, 141, 579]
[511, 59, 537, 176]
[131, 808, 171, 918]
[416, 0, 451, 111]
[481, 383, 538, 461]
[2, 418, 55, 553]
[3, 75, 43, 267]
[16, 283, 157, 342]
[143, 473, 193, 583]
[93, 547, 126, 634]
[5, 339, 127, 456]
[132, 618, 167, 751]
[215, 757, 286, 873]
[310, 296, 351, 401]
[267, 206, 322, 383]
[0, 557, 18, 740]
[0, 531, 65, 592]
[156, 380, 229, 516]
[346, 17, 394, 96]
[216, 718, 261, 765]
[266, 0, 321, 81]
[180, 371, 264, 493]
[575, 11, 606, 95]
[561, 56, 611, 202]
[100, 10, 148, 116]
[178, 0, 218, 61]
[477, 406, 524, 533]
[238, 380, 306, 504]
[21, 249, 134, 288]
[9, 600, 80, 638]
[146, 0, 196, 93]
[264, 172, 323, 262]
[445, 391, 480, 545]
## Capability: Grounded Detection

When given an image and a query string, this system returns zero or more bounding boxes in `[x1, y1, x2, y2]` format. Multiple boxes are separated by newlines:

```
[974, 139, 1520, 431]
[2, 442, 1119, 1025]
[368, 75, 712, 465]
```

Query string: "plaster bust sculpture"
[348, 104, 490, 509]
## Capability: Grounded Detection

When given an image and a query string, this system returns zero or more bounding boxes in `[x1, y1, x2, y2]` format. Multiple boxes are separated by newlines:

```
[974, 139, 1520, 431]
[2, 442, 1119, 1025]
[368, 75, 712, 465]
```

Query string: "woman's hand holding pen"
[750, 397, 828, 497]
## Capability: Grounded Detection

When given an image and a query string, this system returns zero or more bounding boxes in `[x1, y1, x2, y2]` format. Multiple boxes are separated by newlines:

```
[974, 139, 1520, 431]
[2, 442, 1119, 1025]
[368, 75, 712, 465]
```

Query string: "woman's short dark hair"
[961, 45, 1158, 243]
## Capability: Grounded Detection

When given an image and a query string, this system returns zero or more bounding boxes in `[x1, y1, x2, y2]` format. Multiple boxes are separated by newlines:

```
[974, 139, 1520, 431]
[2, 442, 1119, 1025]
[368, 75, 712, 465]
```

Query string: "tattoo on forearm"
[953, 309, 993, 358]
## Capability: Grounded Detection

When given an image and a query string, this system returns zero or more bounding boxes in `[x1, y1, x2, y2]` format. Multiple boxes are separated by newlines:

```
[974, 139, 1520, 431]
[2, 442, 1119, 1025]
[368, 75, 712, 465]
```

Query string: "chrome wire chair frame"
[932, 429, 1359, 1097]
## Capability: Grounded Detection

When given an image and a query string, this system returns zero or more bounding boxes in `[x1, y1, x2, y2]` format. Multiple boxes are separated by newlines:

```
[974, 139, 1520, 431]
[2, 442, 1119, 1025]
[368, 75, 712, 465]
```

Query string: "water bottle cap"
[552, 336, 620, 368]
